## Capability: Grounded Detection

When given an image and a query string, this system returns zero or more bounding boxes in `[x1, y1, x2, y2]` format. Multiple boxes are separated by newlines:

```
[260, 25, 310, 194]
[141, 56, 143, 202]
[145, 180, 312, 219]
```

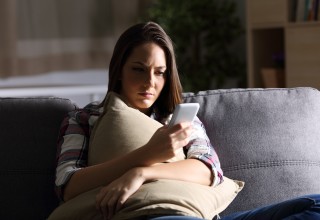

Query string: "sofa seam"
[223, 160, 320, 172]
[183, 87, 318, 99]
[0, 170, 54, 175]
[0, 96, 78, 108]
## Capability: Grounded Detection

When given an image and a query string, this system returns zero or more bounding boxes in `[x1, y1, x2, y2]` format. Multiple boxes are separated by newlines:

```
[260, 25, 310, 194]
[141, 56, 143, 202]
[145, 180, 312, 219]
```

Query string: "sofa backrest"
[2, 88, 320, 219]
[0, 97, 76, 220]
[183, 87, 320, 216]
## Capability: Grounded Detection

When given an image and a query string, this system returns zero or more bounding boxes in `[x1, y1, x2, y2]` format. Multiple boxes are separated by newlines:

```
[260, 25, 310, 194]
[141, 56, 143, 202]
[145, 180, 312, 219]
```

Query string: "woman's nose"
[145, 71, 155, 87]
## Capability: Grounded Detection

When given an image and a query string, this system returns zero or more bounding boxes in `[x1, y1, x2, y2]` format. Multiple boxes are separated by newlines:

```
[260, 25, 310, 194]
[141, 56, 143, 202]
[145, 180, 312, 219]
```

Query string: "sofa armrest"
[0, 97, 77, 219]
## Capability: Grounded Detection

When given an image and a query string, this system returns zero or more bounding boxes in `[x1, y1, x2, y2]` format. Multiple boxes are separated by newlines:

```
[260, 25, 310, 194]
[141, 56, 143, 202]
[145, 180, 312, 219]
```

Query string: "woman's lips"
[139, 92, 154, 98]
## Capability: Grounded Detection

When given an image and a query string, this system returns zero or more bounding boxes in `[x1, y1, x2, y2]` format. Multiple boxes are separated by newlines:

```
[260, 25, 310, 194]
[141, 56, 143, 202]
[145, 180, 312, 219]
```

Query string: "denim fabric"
[220, 194, 320, 220]
[145, 194, 320, 220]
[147, 216, 203, 220]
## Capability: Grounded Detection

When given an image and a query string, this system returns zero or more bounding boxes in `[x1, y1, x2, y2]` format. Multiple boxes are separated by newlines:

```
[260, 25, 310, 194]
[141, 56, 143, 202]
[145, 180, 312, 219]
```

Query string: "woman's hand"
[95, 167, 145, 220]
[144, 122, 193, 163]
[95, 123, 193, 219]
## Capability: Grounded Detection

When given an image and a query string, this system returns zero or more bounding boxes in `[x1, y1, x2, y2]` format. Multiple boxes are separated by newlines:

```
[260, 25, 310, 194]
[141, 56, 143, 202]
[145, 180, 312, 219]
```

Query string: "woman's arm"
[184, 117, 224, 186]
[63, 121, 193, 201]
[139, 116, 221, 186]
[95, 118, 219, 219]
[95, 158, 212, 219]
[141, 158, 212, 185]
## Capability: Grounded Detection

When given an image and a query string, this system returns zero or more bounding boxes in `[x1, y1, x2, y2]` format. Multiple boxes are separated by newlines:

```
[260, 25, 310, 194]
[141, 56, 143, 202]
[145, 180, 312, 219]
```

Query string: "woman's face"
[120, 42, 167, 114]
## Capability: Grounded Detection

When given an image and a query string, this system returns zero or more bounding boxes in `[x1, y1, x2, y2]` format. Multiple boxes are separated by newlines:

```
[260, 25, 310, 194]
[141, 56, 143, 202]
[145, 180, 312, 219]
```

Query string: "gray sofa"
[1, 87, 320, 219]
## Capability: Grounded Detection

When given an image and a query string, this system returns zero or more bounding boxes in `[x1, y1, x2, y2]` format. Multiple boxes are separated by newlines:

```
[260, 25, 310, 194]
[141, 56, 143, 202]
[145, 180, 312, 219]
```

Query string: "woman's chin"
[135, 101, 154, 113]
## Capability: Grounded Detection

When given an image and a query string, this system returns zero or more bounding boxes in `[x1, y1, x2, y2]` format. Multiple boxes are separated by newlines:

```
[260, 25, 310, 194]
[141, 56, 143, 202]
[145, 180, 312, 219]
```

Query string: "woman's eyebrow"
[132, 61, 166, 69]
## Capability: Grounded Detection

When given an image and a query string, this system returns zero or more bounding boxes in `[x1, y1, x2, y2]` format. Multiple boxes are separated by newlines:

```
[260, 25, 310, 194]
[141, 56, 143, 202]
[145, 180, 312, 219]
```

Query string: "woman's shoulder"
[67, 102, 103, 125]
[83, 101, 103, 112]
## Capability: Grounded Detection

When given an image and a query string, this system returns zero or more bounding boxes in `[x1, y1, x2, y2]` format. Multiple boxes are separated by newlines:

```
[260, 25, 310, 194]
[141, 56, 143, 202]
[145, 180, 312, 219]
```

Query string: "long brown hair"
[101, 21, 182, 120]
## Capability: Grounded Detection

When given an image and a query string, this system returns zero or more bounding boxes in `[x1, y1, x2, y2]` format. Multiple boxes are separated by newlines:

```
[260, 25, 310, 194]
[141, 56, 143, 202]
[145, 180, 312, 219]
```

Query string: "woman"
[54, 21, 222, 220]
[54, 22, 320, 219]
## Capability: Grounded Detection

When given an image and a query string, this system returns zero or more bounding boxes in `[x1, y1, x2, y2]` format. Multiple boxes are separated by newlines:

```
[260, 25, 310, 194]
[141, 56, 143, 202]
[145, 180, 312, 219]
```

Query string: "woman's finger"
[171, 125, 193, 141]
[106, 195, 117, 220]
[95, 187, 107, 209]
[98, 190, 111, 219]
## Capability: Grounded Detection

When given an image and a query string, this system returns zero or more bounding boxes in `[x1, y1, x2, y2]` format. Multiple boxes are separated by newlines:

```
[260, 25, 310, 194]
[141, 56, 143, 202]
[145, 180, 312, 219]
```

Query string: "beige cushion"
[48, 177, 244, 220]
[88, 92, 185, 165]
[48, 92, 244, 220]
[113, 177, 244, 220]
[48, 187, 102, 220]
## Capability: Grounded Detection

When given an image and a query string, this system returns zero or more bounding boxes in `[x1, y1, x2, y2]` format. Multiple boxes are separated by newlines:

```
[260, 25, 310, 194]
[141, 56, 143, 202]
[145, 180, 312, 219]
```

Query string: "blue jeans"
[148, 194, 320, 220]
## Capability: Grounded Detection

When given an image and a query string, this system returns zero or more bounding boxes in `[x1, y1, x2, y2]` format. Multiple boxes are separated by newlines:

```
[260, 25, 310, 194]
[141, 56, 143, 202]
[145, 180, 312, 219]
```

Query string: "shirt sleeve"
[184, 116, 224, 187]
[54, 108, 95, 201]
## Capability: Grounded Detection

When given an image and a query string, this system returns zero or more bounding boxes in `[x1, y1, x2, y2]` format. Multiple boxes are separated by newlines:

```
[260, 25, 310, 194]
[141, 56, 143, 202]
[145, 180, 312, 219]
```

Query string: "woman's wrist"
[136, 166, 154, 183]
[133, 143, 158, 166]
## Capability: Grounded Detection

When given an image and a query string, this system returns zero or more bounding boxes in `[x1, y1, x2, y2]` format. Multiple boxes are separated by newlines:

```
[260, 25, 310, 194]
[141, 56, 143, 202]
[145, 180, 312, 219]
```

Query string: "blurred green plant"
[144, 0, 245, 92]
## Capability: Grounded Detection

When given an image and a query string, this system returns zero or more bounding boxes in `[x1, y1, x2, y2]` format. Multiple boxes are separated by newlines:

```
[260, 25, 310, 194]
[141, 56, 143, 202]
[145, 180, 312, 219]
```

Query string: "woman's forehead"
[126, 43, 167, 67]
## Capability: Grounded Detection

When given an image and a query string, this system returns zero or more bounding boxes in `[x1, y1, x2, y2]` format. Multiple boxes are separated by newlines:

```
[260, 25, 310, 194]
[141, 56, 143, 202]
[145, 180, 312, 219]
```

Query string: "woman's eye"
[156, 71, 166, 76]
[133, 67, 144, 72]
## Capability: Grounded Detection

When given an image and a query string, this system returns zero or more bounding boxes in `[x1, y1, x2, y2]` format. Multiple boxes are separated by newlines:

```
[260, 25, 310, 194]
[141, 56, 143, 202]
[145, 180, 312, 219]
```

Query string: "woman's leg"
[147, 216, 203, 220]
[220, 194, 320, 220]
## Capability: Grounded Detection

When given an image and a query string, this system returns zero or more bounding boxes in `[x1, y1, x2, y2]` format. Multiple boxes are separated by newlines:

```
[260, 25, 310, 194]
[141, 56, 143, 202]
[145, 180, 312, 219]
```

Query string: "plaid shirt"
[55, 103, 223, 200]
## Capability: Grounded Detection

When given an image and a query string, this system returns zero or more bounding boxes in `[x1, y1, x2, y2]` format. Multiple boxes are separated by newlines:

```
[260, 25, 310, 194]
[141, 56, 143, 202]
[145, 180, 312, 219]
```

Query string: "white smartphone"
[168, 103, 200, 127]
